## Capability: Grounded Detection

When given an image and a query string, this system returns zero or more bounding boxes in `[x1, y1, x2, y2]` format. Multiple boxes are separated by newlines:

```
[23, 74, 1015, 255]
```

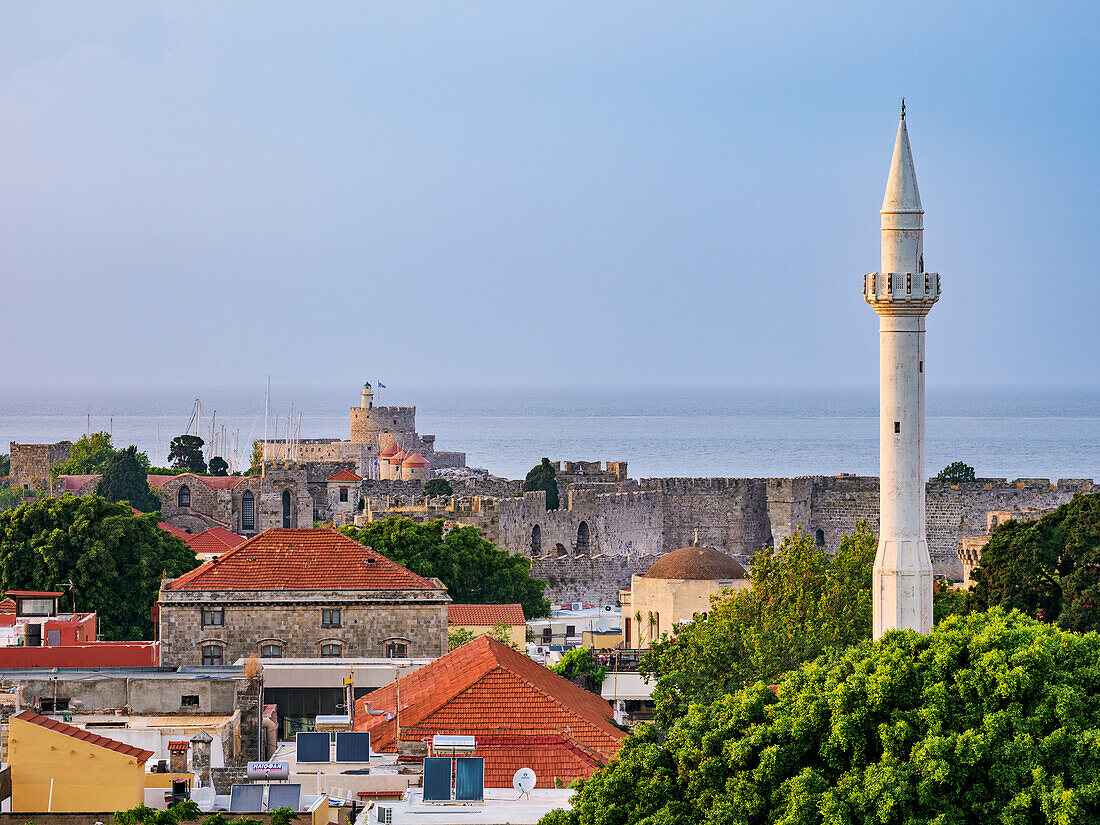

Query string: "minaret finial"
[900, 97, 906, 119]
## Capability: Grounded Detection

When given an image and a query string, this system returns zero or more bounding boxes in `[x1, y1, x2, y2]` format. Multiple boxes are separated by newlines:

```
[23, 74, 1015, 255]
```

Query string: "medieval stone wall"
[9, 442, 71, 490]
[531, 555, 660, 607]
[639, 477, 771, 557]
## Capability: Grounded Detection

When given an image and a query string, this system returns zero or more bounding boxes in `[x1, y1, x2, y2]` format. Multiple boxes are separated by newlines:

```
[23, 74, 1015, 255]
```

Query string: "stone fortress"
[261, 383, 465, 478]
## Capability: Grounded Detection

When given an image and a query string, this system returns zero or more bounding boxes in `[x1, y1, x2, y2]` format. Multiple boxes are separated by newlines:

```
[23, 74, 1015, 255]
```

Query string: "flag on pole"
[378, 382, 387, 388]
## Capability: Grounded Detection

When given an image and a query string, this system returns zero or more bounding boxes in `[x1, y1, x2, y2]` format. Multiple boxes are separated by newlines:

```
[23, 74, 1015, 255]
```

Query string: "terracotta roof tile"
[327, 469, 363, 482]
[353, 637, 625, 786]
[14, 710, 154, 762]
[401, 453, 430, 468]
[448, 604, 526, 626]
[145, 474, 178, 489]
[185, 526, 248, 555]
[147, 473, 245, 491]
[379, 444, 400, 458]
[0, 598, 14, 614]
[166, 528, 440, 591]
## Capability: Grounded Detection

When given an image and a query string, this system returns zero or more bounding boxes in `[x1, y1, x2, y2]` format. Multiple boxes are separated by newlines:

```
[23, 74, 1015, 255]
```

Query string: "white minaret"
[864, 101, 941, 639]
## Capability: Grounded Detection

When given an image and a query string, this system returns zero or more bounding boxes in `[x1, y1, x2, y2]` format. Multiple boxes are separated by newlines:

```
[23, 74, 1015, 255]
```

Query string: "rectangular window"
[202, 645, 223, 666]
[201, 607, 224, 627]
[894, 421, 901, 434]
[919, 361, 923, 373]
[541, 627, 552, 643]
[322, 608, 341, 628]
[181, 695, 200, 708]
[321, 643, 341, 658]
[566, 625, 576, 636]
[386, 641, 408, 659]
[339, 487, 349, 502]
[261, 644, 283, 658]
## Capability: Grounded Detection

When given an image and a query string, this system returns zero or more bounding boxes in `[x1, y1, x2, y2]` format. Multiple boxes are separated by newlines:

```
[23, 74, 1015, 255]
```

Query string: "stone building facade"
[9, 442, 71, 491]
[158, 528, 450, 667]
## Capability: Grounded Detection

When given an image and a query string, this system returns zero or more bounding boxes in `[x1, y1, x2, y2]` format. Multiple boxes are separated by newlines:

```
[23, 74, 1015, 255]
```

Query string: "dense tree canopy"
[934, 460, 976, 483]
[168, 435, 207, 473]
[343, 517, 550, 618]
[424, 477, 453, 497]
[96, 446, 161, 512]
[523, 457, 560, 510]
[0, 495, 198, 639]
[545, 609, 1100, 825]
[968, 491, 1100, 632]
[641, 525, 876, 728]
[51, 432, 149, 481]
[208, 456, 229, 476]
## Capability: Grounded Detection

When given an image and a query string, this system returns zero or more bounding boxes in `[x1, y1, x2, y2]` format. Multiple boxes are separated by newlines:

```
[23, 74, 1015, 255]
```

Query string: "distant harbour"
[1, 384, 1097, 482]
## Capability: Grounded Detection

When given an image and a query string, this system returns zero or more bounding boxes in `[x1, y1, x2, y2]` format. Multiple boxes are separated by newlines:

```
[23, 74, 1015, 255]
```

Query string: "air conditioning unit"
[377, 806, 393, 824]
[571, 602, 582, 611]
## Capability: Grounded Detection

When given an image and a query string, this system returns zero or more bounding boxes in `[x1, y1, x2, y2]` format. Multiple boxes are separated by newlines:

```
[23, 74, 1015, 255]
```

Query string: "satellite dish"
[513, 767, 536, 798]
[191, 786, 215, 812]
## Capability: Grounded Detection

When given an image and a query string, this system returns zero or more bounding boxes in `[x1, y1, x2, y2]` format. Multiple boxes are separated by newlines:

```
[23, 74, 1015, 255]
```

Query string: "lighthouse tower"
[864, 102, 941, 639]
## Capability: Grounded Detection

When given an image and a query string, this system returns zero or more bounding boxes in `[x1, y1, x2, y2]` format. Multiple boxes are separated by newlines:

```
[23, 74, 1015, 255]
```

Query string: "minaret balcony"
[864, 272, 940, 315]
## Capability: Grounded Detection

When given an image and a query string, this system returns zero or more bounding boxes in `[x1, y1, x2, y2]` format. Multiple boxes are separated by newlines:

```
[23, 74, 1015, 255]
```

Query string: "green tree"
[0, 452, 9, 478]
[641, 524, 876, 728]
[51, 432, 149, 479]
[934, 460, 976, 483]
[448, 627, 476, 651]
[96, 446, 161, 512]
[449, 621, 520, 651]
[523, 457, 559, 510]
[0, 484, 30, 514]
[168, 435, 206, 473]
[967, 491, 1100, 631]
[424, 477, 453, 497]
[247, 440, 264, 475]
[551, 646, 606, 687]
[342, 518, 550, 618]
[208, 456, 229, 476]
[0, 496, 198, 639]
[545, 609, 1100, 825]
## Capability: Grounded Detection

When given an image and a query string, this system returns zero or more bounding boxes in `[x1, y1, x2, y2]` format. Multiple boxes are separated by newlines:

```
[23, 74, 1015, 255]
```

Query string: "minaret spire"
[864, 106, 942, 639]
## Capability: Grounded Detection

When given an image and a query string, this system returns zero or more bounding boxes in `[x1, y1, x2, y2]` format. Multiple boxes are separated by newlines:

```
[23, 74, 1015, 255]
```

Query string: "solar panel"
[267, 784, 302, 811]
[335, 731, 371, 763]
[295, 731, 330, 763]
[455, 757, 484, 802]
[423, 757, 451, 802]
[229, 784, 264, 813]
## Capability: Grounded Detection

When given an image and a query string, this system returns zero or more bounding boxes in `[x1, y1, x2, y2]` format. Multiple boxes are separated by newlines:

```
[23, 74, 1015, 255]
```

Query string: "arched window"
[178, 485, 191, 508]
[282, 489, 291, 528]
[385, 640, 408, 659]
[553, 543, 567, 558]
[241, 491, 255, 531]
[201, 644, 223, 666]
[530, 525, 542, 557]
[320, 643, 341, 658]
[815, 528, 825, 547]
[575, 521, 590, 556]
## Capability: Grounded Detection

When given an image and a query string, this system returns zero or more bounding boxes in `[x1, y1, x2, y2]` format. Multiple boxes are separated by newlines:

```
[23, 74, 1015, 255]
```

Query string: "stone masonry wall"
[640, 478, 771, 557]
[158, 589, 449, 667]
[531, 555, 660, 607]
[9, 441, 71, 490]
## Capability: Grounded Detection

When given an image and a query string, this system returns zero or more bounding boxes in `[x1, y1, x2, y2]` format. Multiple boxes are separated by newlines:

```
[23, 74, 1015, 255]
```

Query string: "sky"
[1, 2, 1097, 388]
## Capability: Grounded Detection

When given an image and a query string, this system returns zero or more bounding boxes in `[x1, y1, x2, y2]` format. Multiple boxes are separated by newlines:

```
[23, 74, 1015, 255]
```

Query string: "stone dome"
[644, 545, 747, 581]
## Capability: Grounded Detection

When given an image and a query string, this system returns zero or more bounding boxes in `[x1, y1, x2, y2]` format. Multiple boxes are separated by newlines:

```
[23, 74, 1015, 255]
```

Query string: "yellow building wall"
[9, 718, 147, 812]
[450, 622, 526, 649]
[625, 575, 749, 648]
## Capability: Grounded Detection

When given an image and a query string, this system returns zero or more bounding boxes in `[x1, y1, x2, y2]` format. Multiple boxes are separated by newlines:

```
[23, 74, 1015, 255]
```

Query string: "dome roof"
[644, 545, 747, 580]
[379, 443, 400, 459]
[391, 448, 409, 463]
[402, 452, 430, 468]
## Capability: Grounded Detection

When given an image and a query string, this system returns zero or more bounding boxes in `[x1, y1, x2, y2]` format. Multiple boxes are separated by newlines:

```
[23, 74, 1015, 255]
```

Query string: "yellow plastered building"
[9, 710, 152, 812]
[447, 603, 527, 649]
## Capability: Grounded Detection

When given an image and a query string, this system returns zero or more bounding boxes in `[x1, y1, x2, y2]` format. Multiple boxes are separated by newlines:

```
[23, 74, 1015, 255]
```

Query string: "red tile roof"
[353, 637, 625, 787]
[401, 453, 430, 468]
[146, 474, 179, 489]
[327, 469, 362, 482]
[166, 528, 440, 591]
[379, 444, 400, 458]
[14, 710, 154, 762]
[185, 526, 248, 555]
[448, 604, 526, 626]
[59, 474, 101, 491]
[5, 591, 63, 598]
[0, 598, 15, 614]
[129, 507, 192, 541]
[147, 473, 245, 491]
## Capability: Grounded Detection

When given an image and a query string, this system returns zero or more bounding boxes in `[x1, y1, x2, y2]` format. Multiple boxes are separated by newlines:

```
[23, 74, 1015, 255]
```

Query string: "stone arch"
[815, 528, 825, 547]
[553, 543, 567, 558]
[575, 521, 590, 556]
[178, 485, 191, 508]
[530, 525, 542, 557]
[282, 489, 292, 528]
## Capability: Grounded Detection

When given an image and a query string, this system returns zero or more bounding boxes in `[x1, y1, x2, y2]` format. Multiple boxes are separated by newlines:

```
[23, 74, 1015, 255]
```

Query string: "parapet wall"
[640, 477, 771, 557]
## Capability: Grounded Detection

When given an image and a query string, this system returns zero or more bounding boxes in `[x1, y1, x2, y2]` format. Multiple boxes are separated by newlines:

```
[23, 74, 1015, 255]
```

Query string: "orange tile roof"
[401, 452, 430, 468]
[147, 473, 245, 491]
[379, 444, 400, 458]
[14, 710, 154, 762]
[185, 526, 248, 555]
[146, 474, 178, 489]
[448, 604, 526, 626]
[327, 469, 362, 482]
[130, 507, 191, 540]
[353, 637, 625, 786]
[166, 528, 440, 591]
[0, 598, 14, 614]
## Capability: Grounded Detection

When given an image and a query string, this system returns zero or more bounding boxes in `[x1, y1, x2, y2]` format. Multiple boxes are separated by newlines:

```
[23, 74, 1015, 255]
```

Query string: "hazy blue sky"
[2, 2, 1097, 387]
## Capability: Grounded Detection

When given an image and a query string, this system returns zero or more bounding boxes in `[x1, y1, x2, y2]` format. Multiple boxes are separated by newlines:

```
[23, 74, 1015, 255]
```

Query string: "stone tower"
[864, 103, 941, 639]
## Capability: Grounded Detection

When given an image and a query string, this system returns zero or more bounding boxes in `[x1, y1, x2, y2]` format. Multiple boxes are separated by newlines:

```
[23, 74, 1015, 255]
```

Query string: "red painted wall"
[0, 642, 159, 668]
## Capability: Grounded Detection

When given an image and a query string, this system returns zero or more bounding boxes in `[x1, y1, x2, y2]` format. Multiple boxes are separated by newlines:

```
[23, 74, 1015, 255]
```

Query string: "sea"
[1, 385, 1097, 482]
